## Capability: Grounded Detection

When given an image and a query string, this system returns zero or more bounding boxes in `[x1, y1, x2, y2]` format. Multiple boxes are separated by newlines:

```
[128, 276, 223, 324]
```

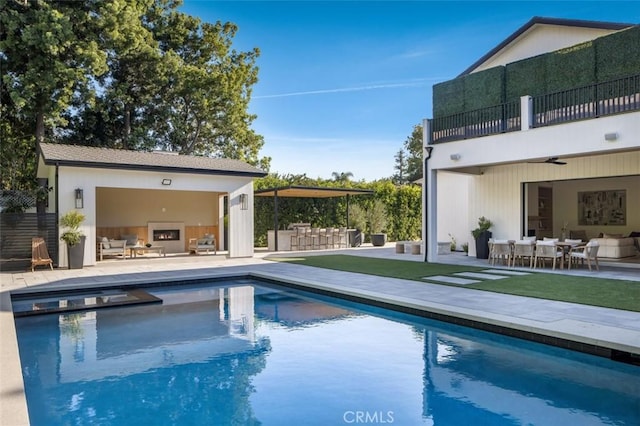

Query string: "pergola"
[254, 185, 373, 251]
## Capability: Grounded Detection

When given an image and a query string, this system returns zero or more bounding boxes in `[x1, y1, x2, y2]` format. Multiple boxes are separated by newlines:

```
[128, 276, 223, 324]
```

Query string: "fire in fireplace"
[153, 229, 180, 241]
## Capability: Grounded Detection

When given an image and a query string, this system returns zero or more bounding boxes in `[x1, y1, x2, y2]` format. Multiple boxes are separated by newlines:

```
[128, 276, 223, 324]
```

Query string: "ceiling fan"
[528, 157, 567, 165]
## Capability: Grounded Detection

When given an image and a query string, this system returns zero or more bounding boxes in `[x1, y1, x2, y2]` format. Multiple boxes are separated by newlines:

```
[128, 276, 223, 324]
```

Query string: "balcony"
[429, 74, 640, 144]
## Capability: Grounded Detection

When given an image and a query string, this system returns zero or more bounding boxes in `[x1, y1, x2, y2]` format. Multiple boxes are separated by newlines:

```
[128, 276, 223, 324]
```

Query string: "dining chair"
[534, 241, 563, 270]
[490, 240, 512, 266]
[568, 241, 600, 271]
[511, 240, 535, 268]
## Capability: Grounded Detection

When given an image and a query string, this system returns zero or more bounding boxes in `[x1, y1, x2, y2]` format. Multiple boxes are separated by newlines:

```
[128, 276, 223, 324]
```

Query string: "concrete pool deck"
[2, 245, 640, 424]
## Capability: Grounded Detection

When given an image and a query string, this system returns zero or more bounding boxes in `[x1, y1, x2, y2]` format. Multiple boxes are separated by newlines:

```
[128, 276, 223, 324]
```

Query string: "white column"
[422, 119, 438, 262]
[520, 95, 533, 131]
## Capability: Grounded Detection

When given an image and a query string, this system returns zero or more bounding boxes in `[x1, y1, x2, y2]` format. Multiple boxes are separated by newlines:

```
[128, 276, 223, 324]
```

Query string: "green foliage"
[546, 41, 596, 93]
[464, 66, 505, 111]
[448, 233, 457, 251]
[471, 216, 493, 240]
[348, 204, 367, 232]
[253, 174, 422, 246]
[392, 150, 407, 185]
[366, 200, 387, 234]
[432, 77, 464, 117]
[60, 210, 85, 246]
[505, 54, 548, 101]
[0, 0, 267, 192]
[596, 25, 640, 81]
[403, 124, 423, 183]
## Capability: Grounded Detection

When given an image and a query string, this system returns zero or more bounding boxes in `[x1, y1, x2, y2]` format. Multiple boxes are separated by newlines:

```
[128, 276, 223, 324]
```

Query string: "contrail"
[254, 79, 436, 99]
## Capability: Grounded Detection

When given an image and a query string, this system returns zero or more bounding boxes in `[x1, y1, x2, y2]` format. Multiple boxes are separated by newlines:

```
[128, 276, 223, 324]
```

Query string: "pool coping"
[3, 266, 640, 425]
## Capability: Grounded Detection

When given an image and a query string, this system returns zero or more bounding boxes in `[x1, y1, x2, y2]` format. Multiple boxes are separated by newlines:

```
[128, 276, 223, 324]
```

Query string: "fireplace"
[148, 222, 185, 253]
[153, 229, 180, 241]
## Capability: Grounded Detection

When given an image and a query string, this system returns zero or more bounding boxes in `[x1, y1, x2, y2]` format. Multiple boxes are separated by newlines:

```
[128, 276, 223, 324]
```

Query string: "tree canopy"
[0, 0, 269, 192]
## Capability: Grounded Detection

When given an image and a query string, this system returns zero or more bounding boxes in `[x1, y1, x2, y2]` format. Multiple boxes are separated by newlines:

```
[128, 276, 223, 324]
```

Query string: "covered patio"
[254, 185, 373, 251]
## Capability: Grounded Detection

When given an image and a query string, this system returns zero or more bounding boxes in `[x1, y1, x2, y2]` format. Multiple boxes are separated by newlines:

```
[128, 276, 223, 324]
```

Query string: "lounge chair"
[189, 234, 217, 255]
[31, 237, 54, 272]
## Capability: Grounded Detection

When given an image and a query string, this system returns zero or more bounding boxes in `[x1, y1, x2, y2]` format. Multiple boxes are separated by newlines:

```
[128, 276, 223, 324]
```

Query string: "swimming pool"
[13, 278, 640, 425]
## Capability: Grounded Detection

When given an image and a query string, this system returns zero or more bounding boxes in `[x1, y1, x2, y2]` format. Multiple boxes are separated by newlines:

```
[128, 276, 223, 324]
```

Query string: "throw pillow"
[122, 234, 138, 246]
[101, 237, 110, 249]
[628, 231, 640, 238]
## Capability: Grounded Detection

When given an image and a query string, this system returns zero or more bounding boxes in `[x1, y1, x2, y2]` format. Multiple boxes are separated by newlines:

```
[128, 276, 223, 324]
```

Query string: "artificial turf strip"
[269, 254, 640, 313]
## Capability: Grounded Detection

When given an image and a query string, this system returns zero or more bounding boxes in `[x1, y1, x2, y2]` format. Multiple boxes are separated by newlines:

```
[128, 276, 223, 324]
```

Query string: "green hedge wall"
[505, 54, 547, 101]
[546, 41, 596, 93]
[596, 25, 640, 82]
[435, 25, 639, 116]
[464, 66, 505, 111]
[433, 77, 464, 117]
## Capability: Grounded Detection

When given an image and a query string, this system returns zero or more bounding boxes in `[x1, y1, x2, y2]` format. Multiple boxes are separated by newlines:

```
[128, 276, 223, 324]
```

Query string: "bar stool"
[322, 227, 334, 249]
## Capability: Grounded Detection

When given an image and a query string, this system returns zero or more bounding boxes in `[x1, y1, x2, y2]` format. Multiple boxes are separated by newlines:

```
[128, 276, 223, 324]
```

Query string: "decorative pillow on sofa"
[101, 237, 110, 249]
[628, 231, 640, 238]
[121, 234, 138, 246]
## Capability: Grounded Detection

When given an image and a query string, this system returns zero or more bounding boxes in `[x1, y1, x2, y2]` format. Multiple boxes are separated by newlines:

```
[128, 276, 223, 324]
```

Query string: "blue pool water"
[14, 279, 640, 425]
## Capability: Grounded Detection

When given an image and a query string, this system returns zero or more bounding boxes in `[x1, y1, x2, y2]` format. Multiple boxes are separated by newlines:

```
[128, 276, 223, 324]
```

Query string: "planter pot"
[348, 230, 363, 247]
[370, 233, 387, 247]
[474, 231, 492, 259]
[66, 236, 86, 269]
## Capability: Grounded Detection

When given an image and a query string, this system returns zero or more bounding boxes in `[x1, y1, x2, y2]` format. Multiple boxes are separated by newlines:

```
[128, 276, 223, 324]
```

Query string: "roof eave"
[42, 158, 267, 178]
[458, 16, 635, 77]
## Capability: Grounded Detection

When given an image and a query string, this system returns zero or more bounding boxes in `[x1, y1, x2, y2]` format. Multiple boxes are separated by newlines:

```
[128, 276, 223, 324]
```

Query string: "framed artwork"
[578, 190, 626, 226]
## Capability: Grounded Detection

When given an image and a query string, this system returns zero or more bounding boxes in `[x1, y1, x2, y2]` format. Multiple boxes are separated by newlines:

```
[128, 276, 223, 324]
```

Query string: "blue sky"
[181, 1, 640, 181]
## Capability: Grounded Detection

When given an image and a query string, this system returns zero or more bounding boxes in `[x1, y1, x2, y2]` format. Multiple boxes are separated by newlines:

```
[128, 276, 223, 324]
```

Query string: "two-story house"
[422, 17, 640, 260]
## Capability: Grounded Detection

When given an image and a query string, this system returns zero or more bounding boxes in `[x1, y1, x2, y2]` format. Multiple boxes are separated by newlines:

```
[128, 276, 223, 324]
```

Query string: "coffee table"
[130, 245, 166, 258]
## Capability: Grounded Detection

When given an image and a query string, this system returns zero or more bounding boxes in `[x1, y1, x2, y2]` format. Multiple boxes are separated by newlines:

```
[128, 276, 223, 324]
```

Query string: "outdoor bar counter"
[267, 225, 359, 251]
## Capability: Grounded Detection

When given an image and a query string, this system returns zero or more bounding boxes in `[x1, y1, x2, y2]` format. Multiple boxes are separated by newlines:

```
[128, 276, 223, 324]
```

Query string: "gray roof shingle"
[39, 143, 267, 177]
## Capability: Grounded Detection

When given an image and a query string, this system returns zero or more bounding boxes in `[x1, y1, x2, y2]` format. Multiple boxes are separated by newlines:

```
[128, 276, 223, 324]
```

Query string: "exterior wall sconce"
[604, 132, 618, 141]
[162, 179, 172, 185]
[239, 193, 249, 210]
[450, 153, 461, 161]
[75, 188, 84, 209]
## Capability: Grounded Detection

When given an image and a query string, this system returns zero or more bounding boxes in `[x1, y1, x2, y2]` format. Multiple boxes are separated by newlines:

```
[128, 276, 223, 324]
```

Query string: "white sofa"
[589, 236, 637, 258]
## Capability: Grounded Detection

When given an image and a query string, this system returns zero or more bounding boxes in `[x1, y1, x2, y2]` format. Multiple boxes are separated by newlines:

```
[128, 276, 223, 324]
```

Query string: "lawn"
[268, 254, 640, 312]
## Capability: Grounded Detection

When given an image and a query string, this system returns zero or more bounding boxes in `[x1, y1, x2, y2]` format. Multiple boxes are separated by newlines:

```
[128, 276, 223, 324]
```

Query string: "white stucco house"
[422, 17, 640, 261]
[36, 143, 267, 267]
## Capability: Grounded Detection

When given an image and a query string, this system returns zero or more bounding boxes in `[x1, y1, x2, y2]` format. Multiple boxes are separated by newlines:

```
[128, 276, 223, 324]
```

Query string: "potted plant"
[471, 216, 493, 259]
[348, 204, 367, 247]
[60, 210, 86, 269]
[367, 200, 388, 247]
